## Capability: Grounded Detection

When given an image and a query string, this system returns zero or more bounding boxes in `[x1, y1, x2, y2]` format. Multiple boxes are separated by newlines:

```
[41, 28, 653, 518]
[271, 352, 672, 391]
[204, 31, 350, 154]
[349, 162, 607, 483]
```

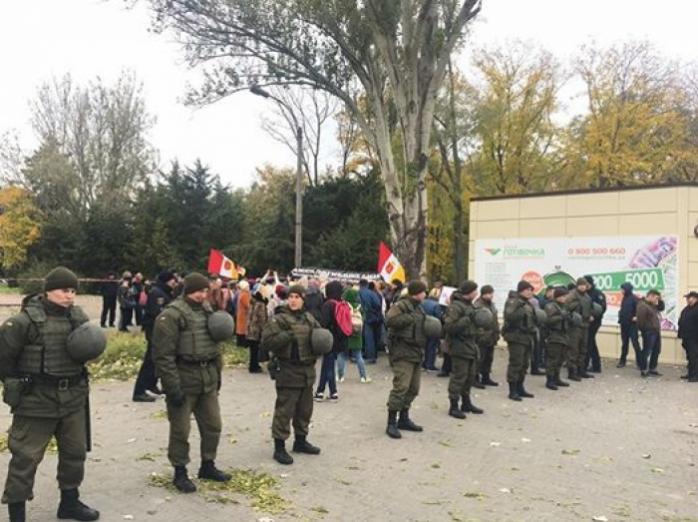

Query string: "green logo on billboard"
[485, 248, 501, 256]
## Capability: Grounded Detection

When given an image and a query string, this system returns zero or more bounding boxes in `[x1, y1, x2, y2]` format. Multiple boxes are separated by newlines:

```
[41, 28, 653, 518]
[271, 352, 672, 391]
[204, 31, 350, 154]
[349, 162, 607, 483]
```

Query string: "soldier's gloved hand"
[167, 391, 185, 408]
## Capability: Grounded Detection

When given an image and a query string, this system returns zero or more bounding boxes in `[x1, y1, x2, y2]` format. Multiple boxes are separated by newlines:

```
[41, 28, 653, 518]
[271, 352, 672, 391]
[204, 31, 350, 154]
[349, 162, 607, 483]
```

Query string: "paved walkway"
[1, 348, 697, 522]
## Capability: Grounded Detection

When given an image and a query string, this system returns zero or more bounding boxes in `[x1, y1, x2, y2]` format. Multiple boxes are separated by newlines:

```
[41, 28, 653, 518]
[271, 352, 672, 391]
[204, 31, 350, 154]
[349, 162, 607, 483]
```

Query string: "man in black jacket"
[678, 291, 698, 382]
[132, 271, 177, 402]
[617, 282, 641, 368]
[100, 271, 118, 328]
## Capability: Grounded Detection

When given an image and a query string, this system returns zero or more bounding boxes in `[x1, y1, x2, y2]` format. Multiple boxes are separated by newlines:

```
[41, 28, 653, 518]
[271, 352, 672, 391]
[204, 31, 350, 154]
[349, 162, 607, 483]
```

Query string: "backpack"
[349, 302, 364, 335]
[327, 299, 355, 337]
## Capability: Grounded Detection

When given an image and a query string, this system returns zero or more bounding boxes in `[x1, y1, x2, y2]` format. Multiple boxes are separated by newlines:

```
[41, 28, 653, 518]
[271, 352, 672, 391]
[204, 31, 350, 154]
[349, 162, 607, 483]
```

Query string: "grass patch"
[0, 285, 20, 295]
[88, 335, 249, 382]
[221, 341, 249, 367]
[149, 468, 289, 514]
[88, 332, 145, 381]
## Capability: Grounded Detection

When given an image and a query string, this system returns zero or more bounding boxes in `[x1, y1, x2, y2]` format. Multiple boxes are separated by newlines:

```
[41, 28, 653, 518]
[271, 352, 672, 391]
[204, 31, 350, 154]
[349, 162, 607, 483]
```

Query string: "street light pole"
[294, 125, 303, 268]
[250, 85, 304, 268]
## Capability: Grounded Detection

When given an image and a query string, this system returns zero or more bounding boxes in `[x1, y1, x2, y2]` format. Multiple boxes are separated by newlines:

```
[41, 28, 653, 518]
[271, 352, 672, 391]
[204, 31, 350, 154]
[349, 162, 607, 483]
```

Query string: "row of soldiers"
[381, 277, 603, 437]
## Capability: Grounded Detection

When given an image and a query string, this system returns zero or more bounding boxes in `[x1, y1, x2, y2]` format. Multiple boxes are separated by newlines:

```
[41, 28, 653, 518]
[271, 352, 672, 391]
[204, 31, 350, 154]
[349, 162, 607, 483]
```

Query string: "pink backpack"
[329, 299, 353, 337]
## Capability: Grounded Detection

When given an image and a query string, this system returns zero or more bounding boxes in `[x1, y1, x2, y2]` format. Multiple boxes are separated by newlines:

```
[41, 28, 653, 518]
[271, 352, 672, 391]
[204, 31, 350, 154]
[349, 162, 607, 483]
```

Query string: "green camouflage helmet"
[591, 302, 603, 319]
[66, 322, 107, 363]
[571, 312, 583, 327]
[424, 315, 443, 338]
[207, 311, 235, 342]
[534, 308, 548, 327]
[310, 328, 333, 355]
[474, 307, 494, 328]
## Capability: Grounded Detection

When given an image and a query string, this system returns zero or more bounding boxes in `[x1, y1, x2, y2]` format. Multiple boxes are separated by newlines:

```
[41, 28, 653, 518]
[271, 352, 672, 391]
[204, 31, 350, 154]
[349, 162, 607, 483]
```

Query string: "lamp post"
[250, 85, 303, 268]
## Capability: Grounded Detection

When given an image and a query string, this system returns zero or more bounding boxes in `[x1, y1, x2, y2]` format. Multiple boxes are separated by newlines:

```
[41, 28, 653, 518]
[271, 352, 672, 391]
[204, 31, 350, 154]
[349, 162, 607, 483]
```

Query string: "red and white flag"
[207, 249, 241, 279]
[377, 242, 406, 283]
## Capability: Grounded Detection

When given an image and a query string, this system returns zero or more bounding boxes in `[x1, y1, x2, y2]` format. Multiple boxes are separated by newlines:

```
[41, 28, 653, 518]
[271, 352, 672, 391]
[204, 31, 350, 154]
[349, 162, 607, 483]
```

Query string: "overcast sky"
[1, 0, 696, 188]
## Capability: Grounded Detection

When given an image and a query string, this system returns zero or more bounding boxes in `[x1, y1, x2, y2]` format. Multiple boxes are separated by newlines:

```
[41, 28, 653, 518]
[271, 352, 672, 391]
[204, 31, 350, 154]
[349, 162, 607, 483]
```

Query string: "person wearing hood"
[564, 278, 594, 380]
[304, 279, 324, 322]
[245, 283, 270, 373]
[503, 281, 538, 401]
[584, 275, 607, 373]
[133, 271, 178, 402]
[617, 282, 641, 368]
[314, 281, 345, 401]
[359, 279, 383, 364]
[338, 286, 371, 383]
[444, 281, 484, 418]
[678, 291, 698, 382]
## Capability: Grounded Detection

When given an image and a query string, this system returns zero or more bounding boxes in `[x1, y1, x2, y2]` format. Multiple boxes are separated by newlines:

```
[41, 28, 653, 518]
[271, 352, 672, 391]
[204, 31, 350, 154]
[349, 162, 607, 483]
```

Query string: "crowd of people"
[0, 265, 696, 521]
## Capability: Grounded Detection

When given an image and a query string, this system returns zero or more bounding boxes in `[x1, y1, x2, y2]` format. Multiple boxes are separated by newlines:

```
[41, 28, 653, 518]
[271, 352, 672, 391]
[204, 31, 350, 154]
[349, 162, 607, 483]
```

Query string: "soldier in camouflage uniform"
[0, 267, 99, 522]
[444, 281, 484, 419]
[475, 285, 500, 387]
[503, 281, 538, 402]
[543, 287, 572, 390]
[565, 278, 594, 380]
[385, 281, 428, 439]
[152, 273, 231, 493]
[260, 285, 322, 465]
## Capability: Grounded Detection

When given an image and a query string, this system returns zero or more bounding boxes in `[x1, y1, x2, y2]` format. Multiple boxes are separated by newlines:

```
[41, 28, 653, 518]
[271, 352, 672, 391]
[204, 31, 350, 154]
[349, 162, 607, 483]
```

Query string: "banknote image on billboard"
[474, 236, 678, 330]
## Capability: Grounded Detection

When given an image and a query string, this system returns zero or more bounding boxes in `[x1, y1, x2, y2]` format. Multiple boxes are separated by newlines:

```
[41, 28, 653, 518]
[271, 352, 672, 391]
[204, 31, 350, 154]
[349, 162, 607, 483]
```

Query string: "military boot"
[273, 438, 294, 464]
[386, 410, 402, 439]
[198, 460, 232, 482]
[172, 466, 197, 493]
[517, 380, 534, 398]
[8, 502, 25, 522]
[461, 394, 484, 414]
[292, 435, 321, 454]
[545, 375, 558, 390]
[56, 489, 99, 521]
[449, 398, 466, 419]
[472, 375, 486, 389]
[508, 382, 522, 401]
[481, 373, 499, 386]
[555, 371, 570, 387]
[397, 409, 423, 431]
[579, 369, 594, 378]
[568, 368, 581, 382]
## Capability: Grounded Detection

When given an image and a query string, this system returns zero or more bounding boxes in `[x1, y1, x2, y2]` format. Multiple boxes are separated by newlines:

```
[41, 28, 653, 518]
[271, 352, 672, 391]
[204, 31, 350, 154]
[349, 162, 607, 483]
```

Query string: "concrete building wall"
[469, 185, 698, 365]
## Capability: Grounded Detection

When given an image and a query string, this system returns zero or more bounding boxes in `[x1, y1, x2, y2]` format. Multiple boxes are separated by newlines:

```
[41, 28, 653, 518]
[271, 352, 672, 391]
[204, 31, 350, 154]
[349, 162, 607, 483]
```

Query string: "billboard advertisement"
[474, 235, 679, 330]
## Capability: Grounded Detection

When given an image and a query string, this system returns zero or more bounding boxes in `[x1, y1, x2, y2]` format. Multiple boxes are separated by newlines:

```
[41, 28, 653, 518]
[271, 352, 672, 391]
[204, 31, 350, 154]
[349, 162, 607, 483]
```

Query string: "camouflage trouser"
[448, 357, 478, 400]
[167, 390, 222, 466]
[387, 360, 421, 412]
[3, 410, 86, 503]
[567, 328, 588, 372]
[506, 341, 531, 383]
[272, 386, 314, 441]
[546, 342, 566, 377]
[478, 344, 495, 376]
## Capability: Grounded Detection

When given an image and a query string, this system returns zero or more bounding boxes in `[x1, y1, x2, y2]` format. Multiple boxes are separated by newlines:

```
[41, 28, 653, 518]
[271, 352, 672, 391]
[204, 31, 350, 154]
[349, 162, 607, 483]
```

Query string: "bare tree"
[260, 87, 338, 186]
[30, 72, 156, 210]
[0, 130, 25, 187]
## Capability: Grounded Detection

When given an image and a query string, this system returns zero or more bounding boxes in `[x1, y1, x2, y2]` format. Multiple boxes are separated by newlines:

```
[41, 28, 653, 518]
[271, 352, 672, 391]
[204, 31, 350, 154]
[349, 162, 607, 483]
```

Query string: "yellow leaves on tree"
[568, 41, 693, 188]
[0, 186, 41, 269]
